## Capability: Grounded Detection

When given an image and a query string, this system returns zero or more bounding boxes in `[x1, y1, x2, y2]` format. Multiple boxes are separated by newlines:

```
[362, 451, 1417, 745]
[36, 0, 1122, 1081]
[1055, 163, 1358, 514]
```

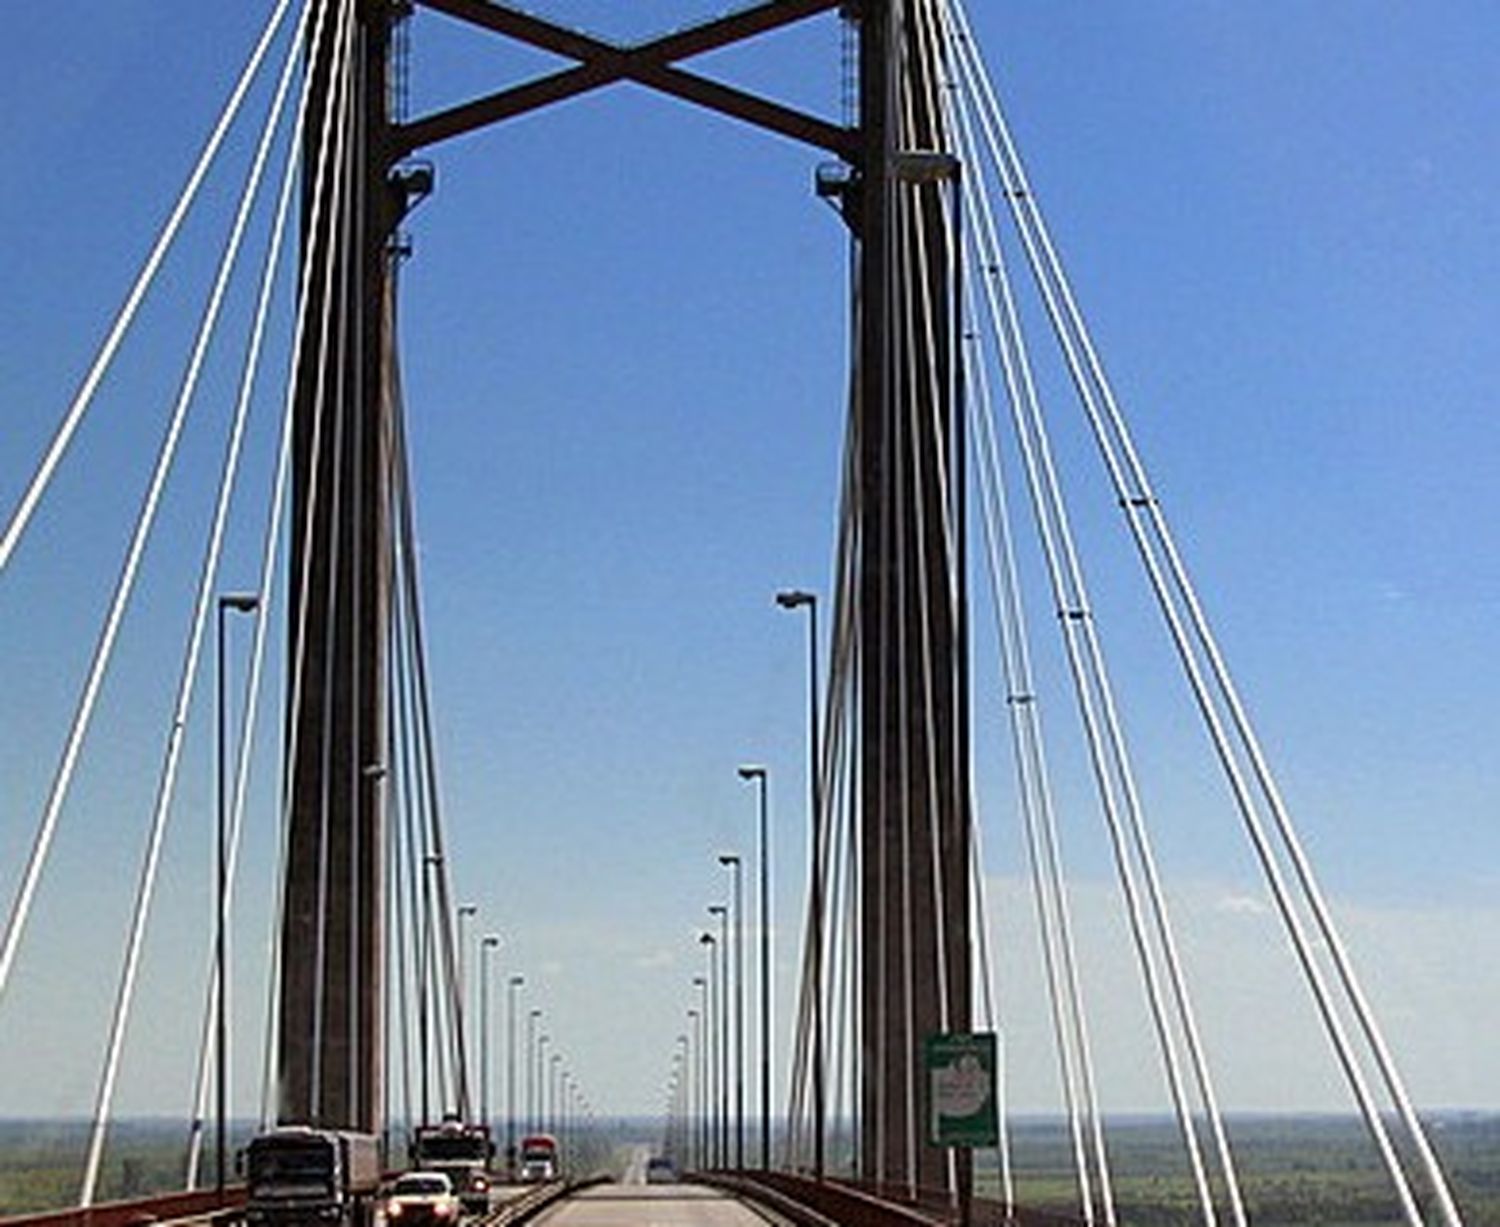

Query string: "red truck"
[517, 1133, 559, 1182]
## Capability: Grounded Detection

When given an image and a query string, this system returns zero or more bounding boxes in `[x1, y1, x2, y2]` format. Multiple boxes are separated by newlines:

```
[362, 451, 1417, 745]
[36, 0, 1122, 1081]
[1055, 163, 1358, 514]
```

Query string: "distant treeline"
[1, 1114, 1496, 1223]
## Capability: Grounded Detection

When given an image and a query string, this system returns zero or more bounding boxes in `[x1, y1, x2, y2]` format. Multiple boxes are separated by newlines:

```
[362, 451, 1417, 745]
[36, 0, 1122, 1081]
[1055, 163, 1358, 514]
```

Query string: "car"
[645, 1156, 678, 1184]
[384, 1172, 462, 1225]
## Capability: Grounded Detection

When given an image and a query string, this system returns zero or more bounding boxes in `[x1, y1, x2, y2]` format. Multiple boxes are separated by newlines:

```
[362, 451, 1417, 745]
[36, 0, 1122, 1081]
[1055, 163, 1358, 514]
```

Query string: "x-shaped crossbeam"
[396, 0, 857, 161]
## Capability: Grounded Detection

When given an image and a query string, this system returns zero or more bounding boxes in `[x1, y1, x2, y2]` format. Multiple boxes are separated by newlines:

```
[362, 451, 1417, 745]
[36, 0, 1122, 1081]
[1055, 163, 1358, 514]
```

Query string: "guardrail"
[694, 1172, 1091, 1227]
[483, 1175, 608, 1226]
[698, 1172, 942, 1227]
[0, 1190, 244, 1227]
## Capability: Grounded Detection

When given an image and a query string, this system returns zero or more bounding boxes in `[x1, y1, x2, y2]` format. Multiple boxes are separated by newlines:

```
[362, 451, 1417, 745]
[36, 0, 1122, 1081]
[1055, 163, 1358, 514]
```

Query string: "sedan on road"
[384, 1172, 463, 1226]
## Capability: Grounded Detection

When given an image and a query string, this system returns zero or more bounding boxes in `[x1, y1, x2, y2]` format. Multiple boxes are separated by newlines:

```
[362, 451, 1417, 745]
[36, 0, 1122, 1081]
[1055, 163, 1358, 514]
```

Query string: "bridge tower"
[278, 0, 398, 1133]
[853, 0, 971, 1203]
[275, 2, 972, 1195]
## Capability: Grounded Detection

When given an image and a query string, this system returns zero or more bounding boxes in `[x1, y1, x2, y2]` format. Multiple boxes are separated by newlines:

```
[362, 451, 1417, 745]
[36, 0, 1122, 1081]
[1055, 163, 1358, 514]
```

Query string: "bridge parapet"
[698, 1171, 1090, 1227]
[0, 1189, 242, 1227]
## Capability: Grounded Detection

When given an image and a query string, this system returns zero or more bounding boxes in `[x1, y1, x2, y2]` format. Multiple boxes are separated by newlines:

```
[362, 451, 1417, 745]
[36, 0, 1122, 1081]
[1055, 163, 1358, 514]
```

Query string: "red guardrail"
[0, 1188, 243, 1227]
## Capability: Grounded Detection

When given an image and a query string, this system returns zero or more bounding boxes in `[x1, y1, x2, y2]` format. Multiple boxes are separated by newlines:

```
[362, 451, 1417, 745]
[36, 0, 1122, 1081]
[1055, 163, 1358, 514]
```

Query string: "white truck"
[244, 1126, 381, 1227]
[409, 1118, 494, 1212]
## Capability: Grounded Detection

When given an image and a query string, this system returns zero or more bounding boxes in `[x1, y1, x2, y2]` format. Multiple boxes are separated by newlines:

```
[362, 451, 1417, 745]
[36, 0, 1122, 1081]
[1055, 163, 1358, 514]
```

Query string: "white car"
[385, 1172, 462, 1225]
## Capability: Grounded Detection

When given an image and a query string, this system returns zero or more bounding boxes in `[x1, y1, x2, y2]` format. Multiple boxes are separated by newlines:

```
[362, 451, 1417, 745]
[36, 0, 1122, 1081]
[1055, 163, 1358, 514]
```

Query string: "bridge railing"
[0, 1190, 242, 1227]
[697, 1170, 1090, 1227]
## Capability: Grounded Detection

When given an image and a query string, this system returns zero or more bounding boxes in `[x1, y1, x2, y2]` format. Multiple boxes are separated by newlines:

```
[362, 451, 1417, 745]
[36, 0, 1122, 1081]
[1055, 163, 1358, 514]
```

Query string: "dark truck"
[244, 1127, 381, 1227]
[409, 1119, 494, 1212]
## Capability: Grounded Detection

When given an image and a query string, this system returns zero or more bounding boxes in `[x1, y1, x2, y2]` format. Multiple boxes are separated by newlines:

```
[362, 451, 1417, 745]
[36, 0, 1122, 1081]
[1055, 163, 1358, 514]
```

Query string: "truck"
[243, 1126, 381, 1227]
[517, 1133, 559, 1183]
[409, 1118, 494, 1211]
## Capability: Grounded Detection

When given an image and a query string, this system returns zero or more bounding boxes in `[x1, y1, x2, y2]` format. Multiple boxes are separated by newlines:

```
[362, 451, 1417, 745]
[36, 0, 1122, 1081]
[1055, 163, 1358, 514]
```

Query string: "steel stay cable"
[385, 301, 419, 1145]
[893, 93, 953, 1211]
[949, 34, 1222, 1227]
[258, 0, 355, 1129]
[971, 27, 1430, 1213]
[964, 310, 1101, 1223]
[967, 15, 1466, 1214]
[308, 3, 361, 1116]
[391, 293, 470, 1120]
[392, 383, 445, 1119]
[950, 72, 1114, 1227]
[0, 0, 298, 1017]
[0, 0, 297, 577]
[80, 4, 308, 1196]
[390, 348, 468, 1119]
[949, 7, 1438, 1223]
[945, 24, 1253, 1226]
[173, 1, 318, 1182]
[890, 182, 919, 1194]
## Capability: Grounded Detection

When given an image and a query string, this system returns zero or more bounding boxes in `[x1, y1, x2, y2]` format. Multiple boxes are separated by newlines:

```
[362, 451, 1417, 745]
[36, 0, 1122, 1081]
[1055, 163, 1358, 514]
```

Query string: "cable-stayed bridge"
[0, 4, 1490, 1226]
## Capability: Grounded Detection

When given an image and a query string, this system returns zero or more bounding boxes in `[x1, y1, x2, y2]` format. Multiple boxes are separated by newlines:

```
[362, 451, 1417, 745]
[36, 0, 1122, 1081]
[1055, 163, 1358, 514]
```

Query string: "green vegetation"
[1, 1115, 1496, 1223]
[0, 1119, 242, 1216]
[975, 1114, 1500, 1226]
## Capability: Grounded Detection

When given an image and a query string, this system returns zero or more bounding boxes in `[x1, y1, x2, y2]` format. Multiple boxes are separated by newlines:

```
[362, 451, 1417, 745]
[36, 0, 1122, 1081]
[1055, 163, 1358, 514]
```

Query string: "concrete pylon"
[854, 0, 972, 1203]
[278, 1, 395, 1134]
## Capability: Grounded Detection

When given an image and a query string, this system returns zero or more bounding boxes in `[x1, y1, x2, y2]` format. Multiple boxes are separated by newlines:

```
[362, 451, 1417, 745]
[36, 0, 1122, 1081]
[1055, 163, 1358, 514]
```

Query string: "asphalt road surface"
[530, 1184, 779, 1226]
[531, 1147, 780, 1226]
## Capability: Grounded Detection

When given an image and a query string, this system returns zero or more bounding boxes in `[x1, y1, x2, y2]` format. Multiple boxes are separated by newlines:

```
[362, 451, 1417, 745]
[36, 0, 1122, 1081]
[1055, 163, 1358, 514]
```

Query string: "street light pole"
[776, 588, 822, 1179]
[420, 853, 443, 1125]
[458, 904, 478, 1112]
[537, 1034, 550, 1134]
[687, 1007, 701, 1170]
[548, 1053, 561, 1136]
[507, 976, 524, 1179]
[737, 765, 771, 1170]
[707, 905, 729, 1171]
[526, 1009, 541, 1134]
[719, 854, 745, 1169]
[216, 592, 258, 1197]
[479, 935, 500, 1132]
[698, 933, 718, 1168]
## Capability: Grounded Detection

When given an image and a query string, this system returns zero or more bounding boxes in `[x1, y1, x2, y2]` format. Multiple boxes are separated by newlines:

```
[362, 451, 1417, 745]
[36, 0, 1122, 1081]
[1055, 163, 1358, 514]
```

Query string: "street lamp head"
[219, 592, 260, 613]
[699, 930, 715, 946]
[693, 976, 705, 987]
[775, 589, 815, 610]
[510, 974, 525, 987]
[718, 853, 740, 867]
[707, 904, 726, 918]
[737, 764, 766, 781]
[459, 903, 478, 917]
[482, 934, 501, 949]
[530, 1008, 542, 1020]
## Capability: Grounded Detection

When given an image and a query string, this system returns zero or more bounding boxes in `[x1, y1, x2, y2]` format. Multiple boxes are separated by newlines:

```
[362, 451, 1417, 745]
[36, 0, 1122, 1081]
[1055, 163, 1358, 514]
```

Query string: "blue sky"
[0, 1, 1496, 1138]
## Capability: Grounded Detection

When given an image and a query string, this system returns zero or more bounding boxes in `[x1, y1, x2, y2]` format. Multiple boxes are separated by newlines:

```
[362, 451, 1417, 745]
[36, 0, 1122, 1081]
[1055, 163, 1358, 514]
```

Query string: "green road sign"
[925, 1032, 999, 1148]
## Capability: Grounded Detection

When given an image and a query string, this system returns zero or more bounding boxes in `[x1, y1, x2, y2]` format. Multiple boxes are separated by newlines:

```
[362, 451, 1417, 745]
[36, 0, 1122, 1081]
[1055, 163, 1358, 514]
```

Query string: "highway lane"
[530, 1145, 781, 1226]
[529, 1184, 780, 1227]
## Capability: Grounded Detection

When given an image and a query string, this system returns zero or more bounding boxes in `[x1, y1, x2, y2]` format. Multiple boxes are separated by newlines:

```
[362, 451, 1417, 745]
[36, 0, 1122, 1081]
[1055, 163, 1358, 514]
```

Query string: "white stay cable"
[307, 0, 362, 1117]
[184, 0, 323, 1183]
[0, 0, 296, 1015]
[0, 0, 296, 1041]
[950, 38, 1223, 1227]
[964, 302, 1105, 1224]
[971, 15, 1463, 1219]
[951, 5, 1451, 1224]
[260, 0, 359, 1127]
[73, 2, 310, 1203]
[0, 0, 296, 577]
